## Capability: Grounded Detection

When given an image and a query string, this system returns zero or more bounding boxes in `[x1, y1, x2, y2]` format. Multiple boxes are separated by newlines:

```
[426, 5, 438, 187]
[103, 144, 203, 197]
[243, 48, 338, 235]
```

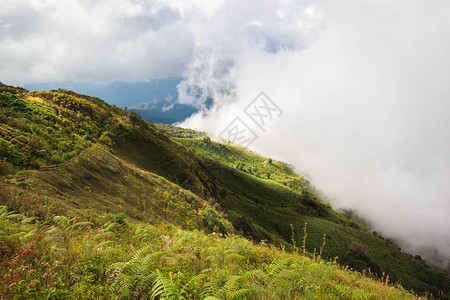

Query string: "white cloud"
[179, 0, 450, 269]
[0, 0, 194, 84]
[176, 0, 323, 107]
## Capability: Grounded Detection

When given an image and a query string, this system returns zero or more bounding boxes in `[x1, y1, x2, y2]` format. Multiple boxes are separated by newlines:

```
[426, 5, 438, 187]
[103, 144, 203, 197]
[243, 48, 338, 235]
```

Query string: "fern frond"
[215, 275, 245, 298]
[224, 275, 243, 291]
[6, 213, 25, 221]
[53, 215, 72, 228]
[179, 273, 207, 299]
[101, 223, 117, 234]
[96, 240, 114, 248]
[264, 258, 292, 285]
[352, 289, 375, 300]
[115, 272, 135, 299]
[228, 288, 253, 300]
[326, 282, 352, 299]
[135, 225, 157, 242]
[20, 216, 37, 224]
[101, 247, 123, 256]
[243, 269, 266, 282]
[69, 221, 93, 230]
[202, 282, 220, 298]
[94, 230, 116, 240]
[150, 270, 178, 300]
[130, 246, 153, 262]
[107, 262, 128, 275]
[0, 205, 8, 215]
[224, 253, 246, 264]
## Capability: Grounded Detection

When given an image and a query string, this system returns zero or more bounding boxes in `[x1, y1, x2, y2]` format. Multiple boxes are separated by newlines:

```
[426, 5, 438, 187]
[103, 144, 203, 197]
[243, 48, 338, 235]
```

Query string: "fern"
[327, 282, 352, 299]
[150, 270, 178, 300]
[242, 269, 266, 282]
[227, 288, 253, 299]
[264, 258, 292, 285]
[210, 275, 245, 299]
[352, 289, 376, 300]
[45, 215, 92, 249]
[114, 273, 135, 299]
[135, 225, 157, 242]
[179, 273, 206, 300]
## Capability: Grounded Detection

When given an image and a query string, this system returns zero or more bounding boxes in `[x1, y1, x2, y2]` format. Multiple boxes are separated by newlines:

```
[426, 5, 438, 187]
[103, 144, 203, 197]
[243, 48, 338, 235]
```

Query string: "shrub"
[349, 241, 368, 259]
[199, 206, 233, 234]
[0, 138, 25, 167]
[0, 159, 12, 175]
[105, 213, 128, 227]
[202, 136, 212, 146]
[348, 221, 359, 229]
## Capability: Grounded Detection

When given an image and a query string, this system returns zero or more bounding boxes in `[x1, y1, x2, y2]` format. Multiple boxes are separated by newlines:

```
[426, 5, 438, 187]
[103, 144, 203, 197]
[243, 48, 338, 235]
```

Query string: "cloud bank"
[179, 0, 450, 270]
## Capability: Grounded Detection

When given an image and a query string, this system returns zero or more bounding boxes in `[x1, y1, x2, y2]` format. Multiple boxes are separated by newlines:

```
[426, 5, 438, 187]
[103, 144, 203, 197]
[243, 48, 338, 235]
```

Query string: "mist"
[179, 0, 450, 269]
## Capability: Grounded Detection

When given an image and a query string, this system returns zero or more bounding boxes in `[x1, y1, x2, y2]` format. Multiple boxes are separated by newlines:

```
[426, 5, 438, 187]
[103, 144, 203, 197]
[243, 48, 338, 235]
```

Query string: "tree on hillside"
[203, 136, 212, 146]
[128, 111, 144, 128]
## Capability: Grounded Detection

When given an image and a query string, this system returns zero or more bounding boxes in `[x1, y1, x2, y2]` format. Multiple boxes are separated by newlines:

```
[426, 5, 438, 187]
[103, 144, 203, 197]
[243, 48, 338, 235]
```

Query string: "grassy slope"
[3, 144, 231, 233]
[171, 135, 450, 298]
[0, 204, 420, 299]
[0, 84, 448, 298]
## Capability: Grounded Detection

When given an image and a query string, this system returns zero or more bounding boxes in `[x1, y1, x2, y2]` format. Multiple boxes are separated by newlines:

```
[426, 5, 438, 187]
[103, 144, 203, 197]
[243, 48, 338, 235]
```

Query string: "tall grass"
[0, 205, 422, 299]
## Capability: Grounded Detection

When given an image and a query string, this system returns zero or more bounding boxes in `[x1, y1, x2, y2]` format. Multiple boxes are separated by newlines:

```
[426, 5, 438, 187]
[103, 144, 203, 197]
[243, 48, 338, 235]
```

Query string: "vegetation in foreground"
[0, 204, 421, 299]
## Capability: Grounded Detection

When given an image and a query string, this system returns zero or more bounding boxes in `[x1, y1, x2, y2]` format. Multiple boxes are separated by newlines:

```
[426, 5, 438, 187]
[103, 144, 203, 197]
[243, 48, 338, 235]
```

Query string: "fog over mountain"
[2, 0, 450, 270]
[178, 0, 450, 270]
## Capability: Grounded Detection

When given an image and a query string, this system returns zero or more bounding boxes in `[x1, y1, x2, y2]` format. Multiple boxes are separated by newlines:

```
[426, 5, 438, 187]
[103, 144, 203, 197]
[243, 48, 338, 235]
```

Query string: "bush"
[348, 221, 359, 229]
[349, 241, 368, 259]
[0, 159, 12, 175]
[203, 136, 212, 146]
[105, 213, 128, 227]
[199, 206, 233, 234]
[0, 138, 25, 167]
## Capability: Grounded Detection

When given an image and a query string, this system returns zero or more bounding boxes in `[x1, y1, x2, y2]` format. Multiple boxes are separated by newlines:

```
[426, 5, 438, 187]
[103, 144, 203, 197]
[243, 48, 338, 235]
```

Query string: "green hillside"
[161, 127, 450, 298]
[0, 83, 448, 299]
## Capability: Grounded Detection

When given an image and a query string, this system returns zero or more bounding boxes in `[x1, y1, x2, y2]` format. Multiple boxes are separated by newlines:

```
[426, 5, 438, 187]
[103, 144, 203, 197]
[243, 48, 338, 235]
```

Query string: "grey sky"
[0, 0, 194, 84]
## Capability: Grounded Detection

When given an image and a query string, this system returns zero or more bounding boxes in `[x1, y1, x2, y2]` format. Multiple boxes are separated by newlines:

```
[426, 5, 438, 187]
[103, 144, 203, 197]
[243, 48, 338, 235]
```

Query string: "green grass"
[173, 137, 299, 181]
[0, 205, 422, 299]
[1, 143, 232, 235]
[173, 136, 450, 298]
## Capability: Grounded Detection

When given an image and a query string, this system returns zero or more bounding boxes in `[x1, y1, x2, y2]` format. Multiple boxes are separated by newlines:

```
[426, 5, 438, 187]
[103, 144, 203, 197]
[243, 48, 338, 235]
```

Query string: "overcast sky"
[2, 0, 450, 269]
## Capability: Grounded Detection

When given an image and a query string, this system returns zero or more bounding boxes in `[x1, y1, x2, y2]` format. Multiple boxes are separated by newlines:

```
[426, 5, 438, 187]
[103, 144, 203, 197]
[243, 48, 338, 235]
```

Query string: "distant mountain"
[128, 98, 197, 124]
[23, 77, 199, 124]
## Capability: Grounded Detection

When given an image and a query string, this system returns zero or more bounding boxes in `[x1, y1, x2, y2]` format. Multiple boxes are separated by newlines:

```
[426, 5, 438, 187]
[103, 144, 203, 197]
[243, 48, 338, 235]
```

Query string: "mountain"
[0, 82, 449, 299]
[128, 98, 197, 124]
[23, 78, 182, 108]
[23, 78, 199, 124]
